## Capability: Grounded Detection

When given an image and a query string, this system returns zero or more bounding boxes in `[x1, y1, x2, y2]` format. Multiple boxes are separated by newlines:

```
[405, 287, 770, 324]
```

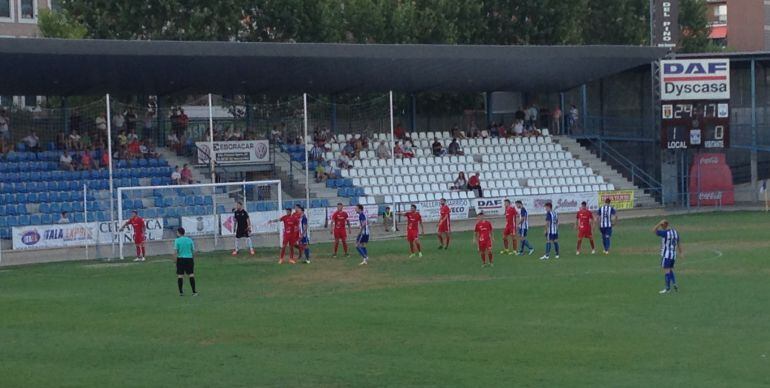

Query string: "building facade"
[0, 0, 52, 38]
[706, 0, 770, 51]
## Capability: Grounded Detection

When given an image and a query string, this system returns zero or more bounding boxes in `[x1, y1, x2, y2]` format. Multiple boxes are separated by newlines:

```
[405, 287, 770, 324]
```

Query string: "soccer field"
[1, 211, 769, 387]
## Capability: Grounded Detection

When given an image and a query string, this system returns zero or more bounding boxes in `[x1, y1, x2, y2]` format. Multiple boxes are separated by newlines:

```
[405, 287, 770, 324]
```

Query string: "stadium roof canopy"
[0, 38, 667, 96]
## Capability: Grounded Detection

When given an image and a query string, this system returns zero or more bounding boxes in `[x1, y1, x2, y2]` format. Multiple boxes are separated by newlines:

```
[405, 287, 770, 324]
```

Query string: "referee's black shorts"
[176, 258, 194, 275]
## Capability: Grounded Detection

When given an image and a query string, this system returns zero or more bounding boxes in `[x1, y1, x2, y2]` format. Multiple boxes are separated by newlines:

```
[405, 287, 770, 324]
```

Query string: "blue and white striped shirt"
[657, 229, 679, 260]
[545, 210, 559, 234]
[598, 205, 616, 228]
[359, 213, 370, 236]
[518, 207, 529, 230]
[300, 214, 308, 237]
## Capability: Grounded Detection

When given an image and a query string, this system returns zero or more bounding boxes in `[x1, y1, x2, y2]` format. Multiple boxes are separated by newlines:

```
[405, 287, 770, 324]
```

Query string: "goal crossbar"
[117, 180, 282, 260]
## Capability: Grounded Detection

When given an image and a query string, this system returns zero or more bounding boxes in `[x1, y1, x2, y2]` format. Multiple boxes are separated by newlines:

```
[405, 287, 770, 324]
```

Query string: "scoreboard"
[661, 100, 729, 149]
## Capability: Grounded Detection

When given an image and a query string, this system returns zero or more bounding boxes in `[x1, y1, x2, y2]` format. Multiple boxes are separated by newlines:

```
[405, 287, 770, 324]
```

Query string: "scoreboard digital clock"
[661, 100, 730, 149]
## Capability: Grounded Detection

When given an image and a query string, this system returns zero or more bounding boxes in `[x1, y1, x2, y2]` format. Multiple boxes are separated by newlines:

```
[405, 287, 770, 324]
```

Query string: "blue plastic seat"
[30, 214, 41, 225]
[41, 214, 53, 224]
[6, 216, 19, 227]
[18, 214, 31, 225]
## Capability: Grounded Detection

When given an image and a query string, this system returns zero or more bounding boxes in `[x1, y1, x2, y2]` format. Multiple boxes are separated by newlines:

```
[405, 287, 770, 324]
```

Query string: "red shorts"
[284, 234, 298, 245]
[438, 222, 450, 233]
[477, 240, 491, 251]
[333, 229, 347, 240]
[578, 229, 593, 239]
[407, 229, 419, 242]
[503, 225, 516, 236]
[134, 234, 145, 245]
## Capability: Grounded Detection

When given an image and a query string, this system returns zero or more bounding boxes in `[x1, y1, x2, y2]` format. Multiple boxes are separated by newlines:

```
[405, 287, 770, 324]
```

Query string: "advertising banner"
[473, 192, 599, 217]
[181, 215, 219, 236]
[196, 140, 270, 165]
[688, 153, 735, 206]
[652, 0, 680, 49]
[660, 59, 730, 101]
[96, 218, 165, 244]
[220, 211, 280, 236]
[598, 191, 635, 210]
[12, 222, 97, 250]
[325, 205, 380, 227]
[413, 199, 470, 222]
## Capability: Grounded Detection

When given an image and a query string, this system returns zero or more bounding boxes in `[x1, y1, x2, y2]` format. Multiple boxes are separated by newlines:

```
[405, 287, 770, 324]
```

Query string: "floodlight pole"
[106, 93, 116, 258]
[389, 91, 396, 231]
[208, 93, 218, 246]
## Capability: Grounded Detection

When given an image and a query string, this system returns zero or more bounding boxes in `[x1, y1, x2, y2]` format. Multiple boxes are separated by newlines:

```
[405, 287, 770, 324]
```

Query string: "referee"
[174, 227, 197, 296]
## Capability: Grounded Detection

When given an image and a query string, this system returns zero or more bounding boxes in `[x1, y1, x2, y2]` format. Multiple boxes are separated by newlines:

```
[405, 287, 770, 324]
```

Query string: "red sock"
[577, 239, 582, 251]
[342, 241, 348, 254]
[480, 252, 486, 264]
[438, 235, 444, 246]
[415, 241, 421, 252]
[290, 246, 294, 260]
[141, 246, 146, 257]
[589, 239, 595, 249]
[136, 246, 141, 257]
[488, 252, 494, 263]
[333, 241, 339, 255]
[503, 238, 509, 250]
[280, 246, 286, 259]
[409, 242, 414, 253]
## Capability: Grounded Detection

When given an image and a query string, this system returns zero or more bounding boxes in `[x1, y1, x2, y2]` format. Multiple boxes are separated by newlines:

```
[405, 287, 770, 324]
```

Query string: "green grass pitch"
[1, 211, 769, 387]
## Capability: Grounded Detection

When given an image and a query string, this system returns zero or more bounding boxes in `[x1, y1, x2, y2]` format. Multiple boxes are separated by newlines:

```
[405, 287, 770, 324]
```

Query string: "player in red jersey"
[437, 198, 451, 250]
[330, 203, 351, 257]
[271, 208, 299, 264]
[399, 204, 424, 258]
[120, 210, 146, 262]
[575, 201, 596, 255]
[474, 211, 494, 267]
[500, 199, 519, 255]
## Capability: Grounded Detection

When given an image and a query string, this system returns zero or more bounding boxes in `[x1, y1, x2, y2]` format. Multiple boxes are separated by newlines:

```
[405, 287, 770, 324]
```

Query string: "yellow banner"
[598, 190, 635, 209]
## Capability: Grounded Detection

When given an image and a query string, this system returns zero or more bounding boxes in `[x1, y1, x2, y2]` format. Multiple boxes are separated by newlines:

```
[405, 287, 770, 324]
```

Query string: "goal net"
[116, 180, 282, 260]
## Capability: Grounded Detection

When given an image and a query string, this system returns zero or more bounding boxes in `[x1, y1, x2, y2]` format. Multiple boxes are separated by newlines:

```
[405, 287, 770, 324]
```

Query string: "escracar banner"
[196, 140, 270, 165]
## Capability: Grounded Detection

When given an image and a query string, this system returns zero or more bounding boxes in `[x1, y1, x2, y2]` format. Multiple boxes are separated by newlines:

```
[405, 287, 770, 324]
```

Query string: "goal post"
[116, 179, 282, 260]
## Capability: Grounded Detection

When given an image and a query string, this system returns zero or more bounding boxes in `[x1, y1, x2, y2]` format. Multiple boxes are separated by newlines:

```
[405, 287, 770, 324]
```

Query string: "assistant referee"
[174, 227, 197, 296]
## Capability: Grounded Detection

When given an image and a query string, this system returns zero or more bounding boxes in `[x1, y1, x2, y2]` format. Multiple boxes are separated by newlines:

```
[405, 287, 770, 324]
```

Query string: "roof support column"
[485, 92, 493, 127]
[751, 59, 758, 201]
[580, 84, 588, 133]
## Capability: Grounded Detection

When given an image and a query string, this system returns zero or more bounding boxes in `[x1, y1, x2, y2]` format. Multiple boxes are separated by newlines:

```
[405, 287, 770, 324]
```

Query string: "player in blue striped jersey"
[294, 204, 311, 264]
[355, 204, 370, 265]
[653, 219, 683, 294]
[515, 200, 534, 255]
[597, 198, 618, 255]
[539, 202, 560, 260]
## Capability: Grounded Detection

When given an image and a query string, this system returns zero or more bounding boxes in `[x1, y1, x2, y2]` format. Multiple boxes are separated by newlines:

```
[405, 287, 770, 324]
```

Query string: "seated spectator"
[342, 140, 355, 158]
[80, 150, 94, 170]
[353, 136, 364, 158]
[117, 131, 128, 147]
[171, 166, 182, 185]
[402, 142, 415, 158]
[180, 164, 193, 184]
[451, 125, 466, 140]
[68, 130, 82, 150]
[0, 108, 9, 141]
[95, 113, 107, 132]
[337, 153, 352, 169]
[113, 111, 125, 131]
[127, 129, 139, 142]
[81, 131, 93, 150]
[451, 172, 468, 190]
[468, 172, 483, 197]
[479, 128, 489, 139]
[376, 140, 390, 159]
[60, 151, 74, 171]
[58, 211, 70, 224]
[447, 138, 464, 156]
[127, 139, 141, 159]
[431, 137, 445, 157]
[22, 131, 41, 152]
[394, 141, 404, 158]
[0, 138, 11, 156]
[100, 149, 110, 168]
[144, 140, 159, 158]
[512, 120, 524, 136]
[310, 143, 324, 162]
[167, 132, 181, 154]
[497, 122, 508, 138]
[314, 161, 326, 183]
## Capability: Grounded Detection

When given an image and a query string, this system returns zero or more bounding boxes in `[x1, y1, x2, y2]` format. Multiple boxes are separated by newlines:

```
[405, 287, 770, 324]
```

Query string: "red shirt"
[81, 152, 92, 166]
[128, 216, 145, 237]
[505, 206, 518, 227]
[576, 209, 594, 230]
[475, 220, 493, 242]
[405, 211, 422, 232]
[468, 175, 480, 187]
[440, 205, 450, 223]
[281, 214, 299, 235]
[128, 140, 141, 155]
[331, 210, 348, 230]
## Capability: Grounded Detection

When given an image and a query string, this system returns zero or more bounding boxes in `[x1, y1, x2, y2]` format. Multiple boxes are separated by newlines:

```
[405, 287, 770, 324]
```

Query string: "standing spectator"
[125, 109, 137, 132]
[468, 172, 483, 198]
[181, 164, 193, 184]
[551, 106, 562, 135]
[467, 121, 479, 138]
[167, 132, 181, 155]
[100, 148, 110, 168]
[80, 131, 93, 150]
[0, 108, 10, 141]
[179, 108, 189, 137]
[95, 113, 107, 132]
[394, 122, 406, 140]
[22, 131, 41, 152]
[80, 149, 94, 170]
[451, 172, 468, 190]
[127, 129, 139, 142]
[143, 111, 155, 141]
[447, 138, 464, 156]
[113, 110, 125, 131]
[431, 137, 445, 157]
[451, 125, 466, 140]
[512, 120, 524, 136]
[171, 166, 182, 185]
[58, 211, 71, 224]
[376, 140, 390, 159]
[127, 138, 141, 159]
[60, 151, 74, 171]
[68, 130, 82, 150]
[568, 104, 579, 134]
[527, 104, 539, 128]
[514, 107, 526, 124]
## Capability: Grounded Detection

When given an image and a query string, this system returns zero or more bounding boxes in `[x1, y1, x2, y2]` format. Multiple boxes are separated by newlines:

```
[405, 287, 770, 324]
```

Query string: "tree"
[37, 9, 88, 39]
[678, 0, 719, 53]
[582, 0, 648, 45]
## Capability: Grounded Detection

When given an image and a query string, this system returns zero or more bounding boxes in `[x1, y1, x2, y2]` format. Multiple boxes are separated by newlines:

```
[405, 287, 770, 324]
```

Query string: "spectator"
[526, 104, 539, 128]
[125, 109, 137, 132]
[467, 121, 479, 138]
[376, 140, 390, 159]
[58, 211, 70, 224]
[497, 122, 508, 138]
[143, 110, 155, 140]
[127, 129, 139, 142]
[179, 108, 189, 137]
[81, 131, 93, 150]
[402, 141, 415, 158]
[337, 153, 352, 169]
[468, 172, 483, 197]
[0, 138, 11, 156]
[551, 106, 562, 135]
[95, 113, 107, 132]
[568, 104, 579, 133]
[171, 166, 182, 185]
[431, 137, 445, 157]
[80, 149, 94, 170]
[22, 131, 41, 152]
[181, 164, 193, 184]
[447, 138, 464, 156]
[0, 108, 10, 141]
[394, 141, 404, 158]
[69, 110, 82, 133]
[314, 161, 326, 183]
[514, 107, 526, 123]
[167, 132, 181, 154]
[451, 172, 468, 190]
[127, 139, 141, 159]
[310, 142, 324, 162]
[60, 151, 74, 171]
[342, 140, 355, 158]
[479, 127, 489, 139]
[112, 110, 125, 131]
[270, 125, 283, 143]
[353, 136, 364, 158]
[512, 120, 524, 136]
[394, 122, 406, 140]
[100, 148, 110, 168]
[451, 125, 466, 140]
[68, 130, 82, 150]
